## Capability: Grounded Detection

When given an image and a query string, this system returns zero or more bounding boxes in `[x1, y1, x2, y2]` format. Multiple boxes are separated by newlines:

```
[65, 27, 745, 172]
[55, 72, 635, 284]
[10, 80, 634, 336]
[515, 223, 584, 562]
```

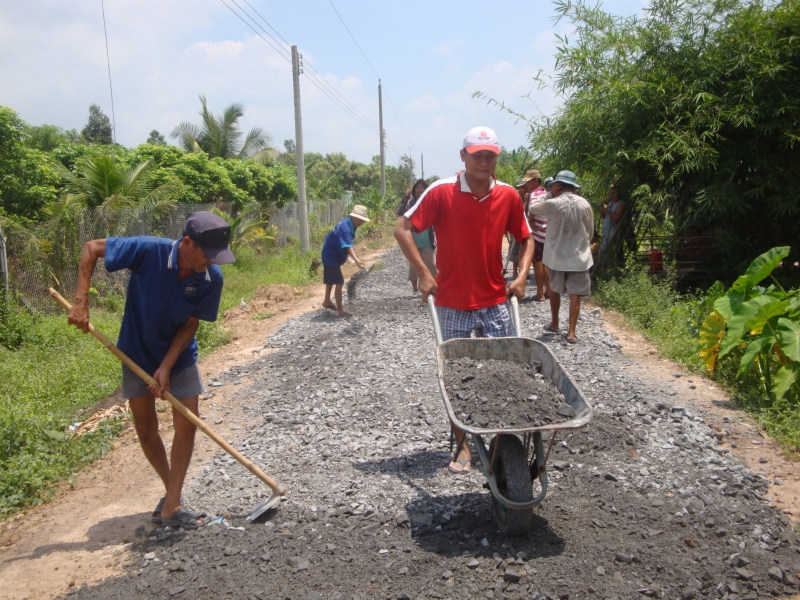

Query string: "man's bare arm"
[150, 317, 201, 398]
[68, 239, 106, 333]
[394, 217, 437, 300]
[507, 235, 534, 299]
[347, 247, 365, 269]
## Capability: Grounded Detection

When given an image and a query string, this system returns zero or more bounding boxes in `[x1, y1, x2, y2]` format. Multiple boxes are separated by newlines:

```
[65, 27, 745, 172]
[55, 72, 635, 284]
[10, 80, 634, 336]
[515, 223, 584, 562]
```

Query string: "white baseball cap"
[462, 126, 500, 155]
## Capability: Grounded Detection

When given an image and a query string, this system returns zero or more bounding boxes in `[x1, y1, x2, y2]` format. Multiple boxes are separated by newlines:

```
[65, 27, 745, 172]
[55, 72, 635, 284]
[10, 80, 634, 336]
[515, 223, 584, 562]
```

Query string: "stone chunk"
[504, 570, 521, 583]
[768, 566, 784, 582]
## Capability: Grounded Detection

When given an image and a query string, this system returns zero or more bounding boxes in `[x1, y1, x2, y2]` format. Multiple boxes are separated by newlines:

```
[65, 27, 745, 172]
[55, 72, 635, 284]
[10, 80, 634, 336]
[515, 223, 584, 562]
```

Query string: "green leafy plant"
[698, 247, 799, 401]
[210, 203, 276, 251]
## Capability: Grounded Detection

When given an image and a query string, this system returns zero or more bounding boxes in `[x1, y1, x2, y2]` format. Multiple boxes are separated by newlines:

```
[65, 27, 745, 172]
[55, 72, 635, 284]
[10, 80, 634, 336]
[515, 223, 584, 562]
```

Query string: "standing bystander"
[520, 169, 551, 301]
[528, 170, 594, 343]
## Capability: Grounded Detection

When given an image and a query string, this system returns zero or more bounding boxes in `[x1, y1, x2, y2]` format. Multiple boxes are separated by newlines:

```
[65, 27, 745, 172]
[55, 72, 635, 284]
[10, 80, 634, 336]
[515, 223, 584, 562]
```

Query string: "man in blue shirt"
[320, 204, 369, 317]
[68, 211, 234, 529]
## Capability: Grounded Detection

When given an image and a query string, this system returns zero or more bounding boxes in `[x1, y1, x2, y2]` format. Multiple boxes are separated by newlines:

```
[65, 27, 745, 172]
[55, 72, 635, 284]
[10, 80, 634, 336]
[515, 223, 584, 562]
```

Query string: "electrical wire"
[100, 0, 116, 143]
[220, 0, 379, 134]
[326, 0, 418, 153]
[223, 0, 380, 134]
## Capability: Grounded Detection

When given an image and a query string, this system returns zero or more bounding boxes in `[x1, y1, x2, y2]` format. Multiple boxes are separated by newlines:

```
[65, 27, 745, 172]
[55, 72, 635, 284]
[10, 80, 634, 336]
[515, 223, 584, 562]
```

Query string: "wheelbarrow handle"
[427, 294, 522, 345]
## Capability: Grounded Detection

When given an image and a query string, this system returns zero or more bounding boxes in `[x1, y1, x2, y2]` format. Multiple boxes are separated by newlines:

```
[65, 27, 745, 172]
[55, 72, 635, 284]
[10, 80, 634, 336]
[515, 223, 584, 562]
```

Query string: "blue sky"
[0, 0, 645, 179]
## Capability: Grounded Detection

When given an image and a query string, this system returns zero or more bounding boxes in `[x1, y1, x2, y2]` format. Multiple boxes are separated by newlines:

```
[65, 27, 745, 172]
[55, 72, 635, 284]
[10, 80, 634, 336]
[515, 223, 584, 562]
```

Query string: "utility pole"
[292, 45, 309, 253]
[421, 153, 424, 181]
[378, 80, 386, 199]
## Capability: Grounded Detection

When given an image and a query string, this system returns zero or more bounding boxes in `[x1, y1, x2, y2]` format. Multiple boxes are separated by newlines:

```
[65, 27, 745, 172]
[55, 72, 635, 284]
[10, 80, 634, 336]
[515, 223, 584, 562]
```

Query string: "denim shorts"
[436, 301, 514, 341]
[121, 363, 205, 400]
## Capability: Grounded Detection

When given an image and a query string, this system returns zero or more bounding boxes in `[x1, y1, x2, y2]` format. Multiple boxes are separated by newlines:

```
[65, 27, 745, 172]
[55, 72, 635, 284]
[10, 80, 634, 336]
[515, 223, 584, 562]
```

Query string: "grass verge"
[595, 264, 800, 452]
[0, 310, 126, 516]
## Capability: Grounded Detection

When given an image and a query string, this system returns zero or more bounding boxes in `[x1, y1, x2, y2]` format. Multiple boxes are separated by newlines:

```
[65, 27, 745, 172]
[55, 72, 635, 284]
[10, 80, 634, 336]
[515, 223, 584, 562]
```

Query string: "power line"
[222, 0, 379, 134]
[326, 0, 380, 79]
[238, 1, 379, 130]
[220, 0, 379, 134]
[326, 1, 416, 151]
[100, 0, 116, 143]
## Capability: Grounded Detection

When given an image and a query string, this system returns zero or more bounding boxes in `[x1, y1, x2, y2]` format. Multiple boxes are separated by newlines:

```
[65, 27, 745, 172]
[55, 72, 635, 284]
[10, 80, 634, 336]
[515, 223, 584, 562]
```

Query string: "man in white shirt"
[528, 170, 594, 343]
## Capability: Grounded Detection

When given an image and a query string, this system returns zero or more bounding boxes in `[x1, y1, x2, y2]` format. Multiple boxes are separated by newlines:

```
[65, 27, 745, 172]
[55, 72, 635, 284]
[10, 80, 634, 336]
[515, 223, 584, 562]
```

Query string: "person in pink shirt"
[520, 169, 551, 301]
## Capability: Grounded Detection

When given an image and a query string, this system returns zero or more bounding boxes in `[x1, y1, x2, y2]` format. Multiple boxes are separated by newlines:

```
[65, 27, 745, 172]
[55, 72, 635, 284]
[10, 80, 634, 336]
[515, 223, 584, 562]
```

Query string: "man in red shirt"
[395, 126, 534, 473]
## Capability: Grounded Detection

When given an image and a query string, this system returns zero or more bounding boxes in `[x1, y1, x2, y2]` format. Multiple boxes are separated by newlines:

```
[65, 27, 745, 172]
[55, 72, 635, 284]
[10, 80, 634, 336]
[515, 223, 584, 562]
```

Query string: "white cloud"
[185, 40, 246, 62]
[426, 38, 463, 56]
[405, 94, 441, 113]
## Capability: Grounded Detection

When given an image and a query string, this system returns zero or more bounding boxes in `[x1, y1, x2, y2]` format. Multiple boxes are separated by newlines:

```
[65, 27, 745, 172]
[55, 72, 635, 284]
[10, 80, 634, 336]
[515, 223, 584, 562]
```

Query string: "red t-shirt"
[406, 172, 531, 311]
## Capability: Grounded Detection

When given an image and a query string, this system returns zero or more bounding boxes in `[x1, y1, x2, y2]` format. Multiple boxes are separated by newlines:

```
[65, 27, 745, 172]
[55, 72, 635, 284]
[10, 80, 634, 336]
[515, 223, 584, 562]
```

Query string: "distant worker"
[520, 169, 551, 302]
[68, 211, 235, 529]
[321, 205, 370, 317]
[506, 179, 529, 278]
[598, 183, 626, 266]
[396, 179, 436, 295]
[529, 170, 594, 343]
[395, 126, 534, 473]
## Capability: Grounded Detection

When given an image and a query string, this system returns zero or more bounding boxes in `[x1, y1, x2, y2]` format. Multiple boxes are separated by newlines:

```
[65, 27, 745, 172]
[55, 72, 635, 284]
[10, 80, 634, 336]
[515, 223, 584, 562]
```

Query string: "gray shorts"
[121, 363, 205, 400]
[548, 268, 592, 296]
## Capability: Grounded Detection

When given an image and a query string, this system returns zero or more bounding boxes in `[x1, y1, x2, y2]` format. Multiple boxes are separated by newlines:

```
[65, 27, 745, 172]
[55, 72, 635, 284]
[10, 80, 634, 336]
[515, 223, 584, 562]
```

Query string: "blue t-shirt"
[321, 217, 355, 266]
[105, 236, 223, 376]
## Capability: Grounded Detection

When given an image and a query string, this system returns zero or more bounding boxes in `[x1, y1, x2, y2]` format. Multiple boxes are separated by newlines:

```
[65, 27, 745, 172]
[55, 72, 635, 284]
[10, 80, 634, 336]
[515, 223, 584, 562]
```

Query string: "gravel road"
[67, 248, 800, 599]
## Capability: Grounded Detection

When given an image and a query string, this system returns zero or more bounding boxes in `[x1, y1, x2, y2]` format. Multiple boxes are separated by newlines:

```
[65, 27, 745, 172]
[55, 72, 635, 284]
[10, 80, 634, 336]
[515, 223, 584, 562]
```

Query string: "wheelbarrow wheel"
[489, 434, 534, 536]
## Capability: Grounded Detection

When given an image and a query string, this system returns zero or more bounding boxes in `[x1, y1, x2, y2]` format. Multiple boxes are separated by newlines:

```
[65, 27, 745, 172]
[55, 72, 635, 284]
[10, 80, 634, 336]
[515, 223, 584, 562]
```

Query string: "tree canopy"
[81, 104, 113, 145]
[526, 0, 800, 271]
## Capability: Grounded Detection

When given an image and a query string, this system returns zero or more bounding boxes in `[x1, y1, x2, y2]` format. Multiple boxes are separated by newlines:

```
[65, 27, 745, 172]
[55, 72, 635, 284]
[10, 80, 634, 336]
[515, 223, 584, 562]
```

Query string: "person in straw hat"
[321, 204, 370, 317]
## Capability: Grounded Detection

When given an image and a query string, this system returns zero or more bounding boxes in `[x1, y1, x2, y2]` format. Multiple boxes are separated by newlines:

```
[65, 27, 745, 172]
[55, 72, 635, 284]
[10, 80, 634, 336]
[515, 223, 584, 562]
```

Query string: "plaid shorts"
[437, 301, 514, 341]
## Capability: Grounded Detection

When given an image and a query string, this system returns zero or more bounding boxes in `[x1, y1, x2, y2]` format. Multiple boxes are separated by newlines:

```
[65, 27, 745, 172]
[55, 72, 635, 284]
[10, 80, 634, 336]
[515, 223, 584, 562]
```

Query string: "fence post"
[0, 223, 8, 302]
[326, 198, 331, 225]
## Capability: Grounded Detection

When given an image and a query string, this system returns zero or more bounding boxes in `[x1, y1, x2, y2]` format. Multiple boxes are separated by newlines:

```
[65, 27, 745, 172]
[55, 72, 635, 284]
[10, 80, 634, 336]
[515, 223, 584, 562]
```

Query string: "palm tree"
[50, 156, 180, 211]
[210, 203, 275, 250]
[171, 95, 274, 162]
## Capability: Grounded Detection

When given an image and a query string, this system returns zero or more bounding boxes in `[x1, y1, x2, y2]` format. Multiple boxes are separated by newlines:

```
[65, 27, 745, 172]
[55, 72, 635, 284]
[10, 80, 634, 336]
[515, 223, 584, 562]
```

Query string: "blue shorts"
[323, 264, 344, 285]
[121, 363, 204, 400]
[436, 301, 514, 341]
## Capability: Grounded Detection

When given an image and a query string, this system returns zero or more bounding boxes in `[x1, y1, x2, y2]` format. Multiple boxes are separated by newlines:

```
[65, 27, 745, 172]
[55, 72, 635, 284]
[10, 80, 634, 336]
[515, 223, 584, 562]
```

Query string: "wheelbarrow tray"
[435, 336, 593, 436]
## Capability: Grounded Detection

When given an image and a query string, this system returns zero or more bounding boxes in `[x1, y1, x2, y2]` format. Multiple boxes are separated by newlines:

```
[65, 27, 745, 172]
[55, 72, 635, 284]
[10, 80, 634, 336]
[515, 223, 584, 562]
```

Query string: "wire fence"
[1, 203, 215, 313]
[269, 193, 351, 247]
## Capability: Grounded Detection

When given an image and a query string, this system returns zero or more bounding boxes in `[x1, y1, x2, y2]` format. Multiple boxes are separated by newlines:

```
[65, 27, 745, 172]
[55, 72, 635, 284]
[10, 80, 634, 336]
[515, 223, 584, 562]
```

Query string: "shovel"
[48, 288, 286, 521]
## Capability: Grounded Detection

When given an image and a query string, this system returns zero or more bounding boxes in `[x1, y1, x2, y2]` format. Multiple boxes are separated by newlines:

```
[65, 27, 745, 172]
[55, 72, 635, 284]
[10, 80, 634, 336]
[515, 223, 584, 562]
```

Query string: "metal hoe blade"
[249, 491, 283, 521]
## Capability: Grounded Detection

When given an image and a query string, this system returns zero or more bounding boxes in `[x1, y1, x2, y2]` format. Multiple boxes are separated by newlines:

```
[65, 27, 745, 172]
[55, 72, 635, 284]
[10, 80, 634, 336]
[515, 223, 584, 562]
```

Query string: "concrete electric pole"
[378, 80, 386, 199]
[292, 45, 309, 253]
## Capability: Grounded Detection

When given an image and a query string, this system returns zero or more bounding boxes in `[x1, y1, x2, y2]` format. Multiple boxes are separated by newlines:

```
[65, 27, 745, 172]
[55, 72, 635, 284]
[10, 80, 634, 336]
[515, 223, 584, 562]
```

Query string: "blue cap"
[184, 211, 235, 265]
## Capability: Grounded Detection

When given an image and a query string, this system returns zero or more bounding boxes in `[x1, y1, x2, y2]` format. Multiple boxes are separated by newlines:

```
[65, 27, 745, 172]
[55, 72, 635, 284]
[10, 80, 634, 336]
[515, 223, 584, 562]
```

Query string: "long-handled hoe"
[49, 288, 285, 521]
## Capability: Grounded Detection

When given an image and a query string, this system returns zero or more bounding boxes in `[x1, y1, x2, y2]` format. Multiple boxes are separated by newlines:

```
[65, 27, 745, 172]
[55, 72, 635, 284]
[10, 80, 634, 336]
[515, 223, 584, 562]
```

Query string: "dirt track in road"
[3, 247, 800, 600]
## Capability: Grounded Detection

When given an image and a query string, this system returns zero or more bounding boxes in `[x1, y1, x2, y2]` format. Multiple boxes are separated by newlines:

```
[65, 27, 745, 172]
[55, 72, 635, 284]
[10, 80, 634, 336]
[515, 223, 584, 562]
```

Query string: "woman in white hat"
[320, 205, 370, 317]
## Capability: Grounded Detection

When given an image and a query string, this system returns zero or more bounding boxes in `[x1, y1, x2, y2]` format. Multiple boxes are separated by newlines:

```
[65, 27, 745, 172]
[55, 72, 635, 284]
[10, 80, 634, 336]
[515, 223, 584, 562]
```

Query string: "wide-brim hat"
[349, 204, 371, 222]
[519, 169, 542, 184]
[552, 170, 581, 189]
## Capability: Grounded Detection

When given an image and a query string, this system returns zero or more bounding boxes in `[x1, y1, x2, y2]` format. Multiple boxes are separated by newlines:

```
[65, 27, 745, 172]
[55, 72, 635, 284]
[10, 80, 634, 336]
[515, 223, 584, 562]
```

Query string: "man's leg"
[322, 284, 335, 309]
[534, 262, 546, 299]
[161, 396, 200, 522]
[549, 292, 561, 330]
[334, 283, 346, 316]
[129, 394, 170, 490]
[567, 294, 581, 341]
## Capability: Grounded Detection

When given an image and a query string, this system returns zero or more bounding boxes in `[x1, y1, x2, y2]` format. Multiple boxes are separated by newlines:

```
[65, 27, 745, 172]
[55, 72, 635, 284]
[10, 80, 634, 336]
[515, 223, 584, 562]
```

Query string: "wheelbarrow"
[427, 295, 593, 535]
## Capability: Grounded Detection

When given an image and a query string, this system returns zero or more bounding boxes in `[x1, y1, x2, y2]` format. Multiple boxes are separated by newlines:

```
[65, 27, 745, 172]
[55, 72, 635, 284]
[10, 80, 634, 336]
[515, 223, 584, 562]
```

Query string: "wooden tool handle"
[48, 288, 285, 496]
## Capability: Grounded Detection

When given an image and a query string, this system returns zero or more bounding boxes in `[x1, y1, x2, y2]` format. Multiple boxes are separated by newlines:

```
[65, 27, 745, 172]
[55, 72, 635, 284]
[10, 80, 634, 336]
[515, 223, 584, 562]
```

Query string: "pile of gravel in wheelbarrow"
[444, 357, 576, 428]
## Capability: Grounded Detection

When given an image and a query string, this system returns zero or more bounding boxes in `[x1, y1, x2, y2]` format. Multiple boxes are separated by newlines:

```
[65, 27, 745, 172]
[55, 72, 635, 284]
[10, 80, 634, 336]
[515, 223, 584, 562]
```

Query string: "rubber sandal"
[338, 311, 353, 318]
[532, 296, 545, 302]
[566, 337, 578, 344]
[448, 457, 471, 474]
[161, 507, 208, 530]
[151, 496, 166, 523]
[321, 303, 337, 311]
[543, 324, 561, 333]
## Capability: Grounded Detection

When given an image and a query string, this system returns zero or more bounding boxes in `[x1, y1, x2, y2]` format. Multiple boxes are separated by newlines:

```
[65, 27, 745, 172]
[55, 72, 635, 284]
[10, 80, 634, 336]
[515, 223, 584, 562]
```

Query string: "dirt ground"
[0, 243, 389, 600]
[0, 246, 800, 600]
